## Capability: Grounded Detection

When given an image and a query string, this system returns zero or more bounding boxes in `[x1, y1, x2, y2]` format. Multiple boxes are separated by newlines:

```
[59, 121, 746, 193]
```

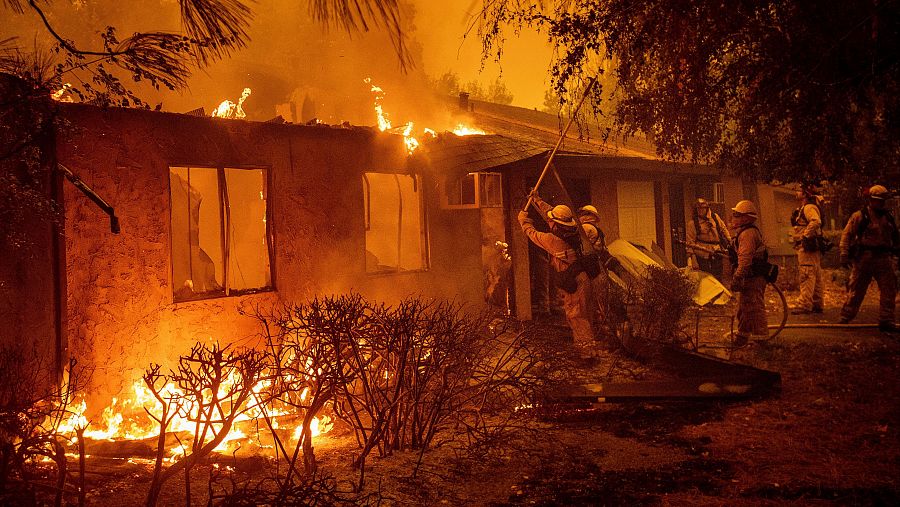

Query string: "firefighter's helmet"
[731, 200, 758, 217]
[547, 205, 577, 227]
[867, 185, 890, 200]
[579, 205, 600, 218]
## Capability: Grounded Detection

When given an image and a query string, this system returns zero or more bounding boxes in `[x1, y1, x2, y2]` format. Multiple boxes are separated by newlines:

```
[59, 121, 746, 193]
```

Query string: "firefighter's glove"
[839, 254, 850, 268]
[730, 277, 744, 292]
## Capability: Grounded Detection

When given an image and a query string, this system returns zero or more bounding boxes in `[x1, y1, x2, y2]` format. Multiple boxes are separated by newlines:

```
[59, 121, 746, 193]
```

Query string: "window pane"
[365, 173, 427, 273]
[446, 173, 476, 206]
[170, 167, 224, 301]
[480, 173, 503, 207]
[225, 168, 271, 291]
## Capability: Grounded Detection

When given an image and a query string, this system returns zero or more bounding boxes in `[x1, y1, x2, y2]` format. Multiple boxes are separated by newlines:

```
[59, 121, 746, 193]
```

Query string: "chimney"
[458, 92, 469, 111]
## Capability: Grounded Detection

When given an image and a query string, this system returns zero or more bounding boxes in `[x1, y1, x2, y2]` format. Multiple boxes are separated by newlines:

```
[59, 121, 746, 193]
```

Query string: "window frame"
[168, 164, 275, 303]
[363, 172, 430, 276]
[440, 171, 503, 209]
[712, 182, 726, 204]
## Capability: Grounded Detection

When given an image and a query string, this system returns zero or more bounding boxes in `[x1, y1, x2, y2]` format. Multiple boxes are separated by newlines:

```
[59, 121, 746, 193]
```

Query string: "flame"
[364, 79, 487, 155]
[58, 360, 332, 456]
[452, 124, 486, 136]
[51, 83, 74, 102]
[211, 88, 251, 119]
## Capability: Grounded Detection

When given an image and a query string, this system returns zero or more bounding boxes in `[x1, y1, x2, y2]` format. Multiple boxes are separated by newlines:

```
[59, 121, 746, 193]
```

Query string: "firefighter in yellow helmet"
[728, 200, 769, 346]
[790, 184, 825, 314]
[519, 193, 597, 355]
[578, 204, 615, 337]
[838, 185, 899, 333]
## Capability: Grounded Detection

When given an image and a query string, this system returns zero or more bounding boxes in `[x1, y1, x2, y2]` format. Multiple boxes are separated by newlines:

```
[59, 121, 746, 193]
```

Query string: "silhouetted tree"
[478, 0, 900, 183]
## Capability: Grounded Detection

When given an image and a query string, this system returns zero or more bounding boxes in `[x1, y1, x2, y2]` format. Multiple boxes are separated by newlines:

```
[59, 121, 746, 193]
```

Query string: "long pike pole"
[521, 75, 599, 213]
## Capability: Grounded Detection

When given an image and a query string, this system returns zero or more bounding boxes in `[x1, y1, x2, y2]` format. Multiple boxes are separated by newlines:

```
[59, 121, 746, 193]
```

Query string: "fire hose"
[674, 237, 887, 344]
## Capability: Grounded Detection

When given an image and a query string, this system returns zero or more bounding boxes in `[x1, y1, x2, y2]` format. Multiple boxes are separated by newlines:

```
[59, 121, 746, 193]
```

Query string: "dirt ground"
[23, 272, 900, 506]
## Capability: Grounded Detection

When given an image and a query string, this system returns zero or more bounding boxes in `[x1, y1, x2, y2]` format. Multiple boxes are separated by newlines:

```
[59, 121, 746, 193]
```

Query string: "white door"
[617, 181, 657, 248]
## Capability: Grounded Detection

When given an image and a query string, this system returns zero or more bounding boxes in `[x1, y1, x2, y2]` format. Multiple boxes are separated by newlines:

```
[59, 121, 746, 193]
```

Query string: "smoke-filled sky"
[5, 0, 553, 124]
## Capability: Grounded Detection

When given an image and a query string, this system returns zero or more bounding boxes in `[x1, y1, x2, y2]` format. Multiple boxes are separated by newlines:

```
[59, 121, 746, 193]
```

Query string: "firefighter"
[838, 185, 899, 333]
[790, 184, 825, 314]
[578, 205, 613, 338]
[685, 198, 731, 280]
[578, 205, 605, 250]
[519, 194, 597, 355]
[729, 200, 769, 346]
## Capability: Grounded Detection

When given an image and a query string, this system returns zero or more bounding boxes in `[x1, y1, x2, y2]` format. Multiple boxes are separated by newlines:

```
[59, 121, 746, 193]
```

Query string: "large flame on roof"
[211, 88, 251, 119]
[364, 78, 485, 155]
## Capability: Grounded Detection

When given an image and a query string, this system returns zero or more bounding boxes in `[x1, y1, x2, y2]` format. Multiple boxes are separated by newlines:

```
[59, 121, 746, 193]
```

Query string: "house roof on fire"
[466, 99, 660, 160]
[420, 97, 718, 177]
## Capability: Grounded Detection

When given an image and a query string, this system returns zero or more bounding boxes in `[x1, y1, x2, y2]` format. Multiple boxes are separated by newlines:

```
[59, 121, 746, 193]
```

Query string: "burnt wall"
[56, 105, 484, 410]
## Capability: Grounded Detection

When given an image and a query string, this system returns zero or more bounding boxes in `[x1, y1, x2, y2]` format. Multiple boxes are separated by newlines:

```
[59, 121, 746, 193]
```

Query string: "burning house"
[2, 81, 776, 431]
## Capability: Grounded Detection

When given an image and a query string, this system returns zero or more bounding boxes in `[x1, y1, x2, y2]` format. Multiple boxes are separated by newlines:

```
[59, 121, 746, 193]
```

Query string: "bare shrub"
[143, 343, 270, 507]
[250, 294, 560, 489]
[607, 265, 696, 357]
[0, 346, 87, 507]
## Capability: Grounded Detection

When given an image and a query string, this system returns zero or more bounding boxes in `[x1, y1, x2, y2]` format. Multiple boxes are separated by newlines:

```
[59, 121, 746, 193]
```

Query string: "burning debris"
[211, 87, 252, 119]
[50, 83, 74, 103]
[364, 78, 487, 154]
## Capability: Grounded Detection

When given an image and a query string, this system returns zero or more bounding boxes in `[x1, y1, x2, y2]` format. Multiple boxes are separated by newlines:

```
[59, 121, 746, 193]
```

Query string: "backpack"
[790, 203, 833, 253]
[555, 233, 602, 294]
[729, 225, 779, 283]
[849, 207, 900, 258]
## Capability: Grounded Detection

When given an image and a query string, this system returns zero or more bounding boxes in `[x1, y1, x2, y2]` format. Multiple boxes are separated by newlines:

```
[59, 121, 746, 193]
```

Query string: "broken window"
[442, 172, 503, 209]
[363, 173, 428, 274]
[169, 167, 272, 302]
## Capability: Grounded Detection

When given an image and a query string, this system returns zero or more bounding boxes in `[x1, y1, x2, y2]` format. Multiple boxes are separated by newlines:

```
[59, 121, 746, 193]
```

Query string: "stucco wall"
[56, 105, 484, 409]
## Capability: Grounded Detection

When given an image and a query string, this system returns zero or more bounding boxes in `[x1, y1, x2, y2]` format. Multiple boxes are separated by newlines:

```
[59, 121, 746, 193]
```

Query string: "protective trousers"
[840, 252, 897, 324]
[737, 276, 768, 339]
[797, 249, 824, 311]
[563, 271, 597, 347]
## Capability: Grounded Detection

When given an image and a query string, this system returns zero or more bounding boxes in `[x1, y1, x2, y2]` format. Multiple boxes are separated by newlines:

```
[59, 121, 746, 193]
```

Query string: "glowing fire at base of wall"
[58, 377, 334, 458]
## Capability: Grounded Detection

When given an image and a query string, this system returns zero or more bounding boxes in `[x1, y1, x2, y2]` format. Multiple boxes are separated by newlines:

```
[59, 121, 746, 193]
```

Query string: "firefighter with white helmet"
[686, 197, 731, 280]
[838, 185, 899, 333]
[519, 193, 598, 355]
[790, 184, 825, 314]
[728, 200, 769, 346]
